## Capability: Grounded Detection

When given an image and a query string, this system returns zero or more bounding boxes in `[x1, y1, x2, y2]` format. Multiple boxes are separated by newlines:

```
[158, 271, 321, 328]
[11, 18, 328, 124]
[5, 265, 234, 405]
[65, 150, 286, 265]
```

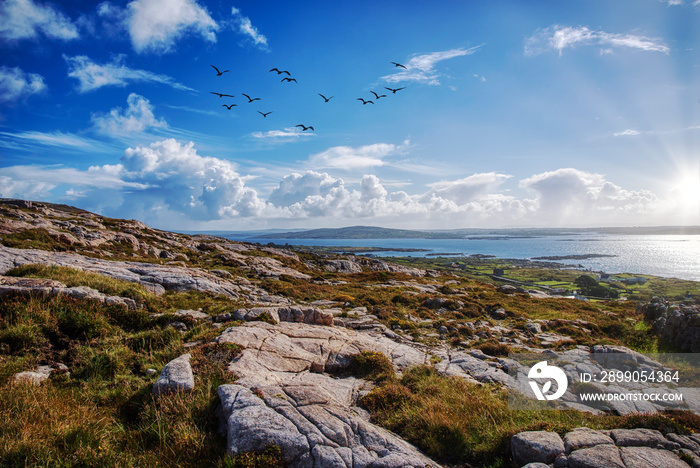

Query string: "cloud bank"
[0, 139, 667, 228]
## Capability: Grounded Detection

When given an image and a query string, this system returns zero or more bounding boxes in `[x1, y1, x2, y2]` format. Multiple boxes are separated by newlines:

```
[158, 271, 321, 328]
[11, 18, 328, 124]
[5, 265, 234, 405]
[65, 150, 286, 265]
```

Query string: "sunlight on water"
[237, 233, 700, 281]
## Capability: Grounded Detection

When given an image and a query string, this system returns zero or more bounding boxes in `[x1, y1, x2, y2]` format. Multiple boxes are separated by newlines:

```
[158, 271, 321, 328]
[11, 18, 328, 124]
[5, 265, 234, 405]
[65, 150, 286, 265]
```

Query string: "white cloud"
[382, 47, 482, 85]
[0, 130, 112, 152]
[231, 7, 267, 50]
[614, 129, 641, 136]
[0, 0, 79, 41]
[0, 164, 145, 200]
[0, 66, 46, 103]
[308, 141, 409, 170]
[425, 173, 512, 204]
[92, 93, 167, 136]
[525, 26, 670, 56]
[519, 168, 658, 222]
[119, 139, 267, 219]
[64, 55, 194, 92]
[251, 127, 313, 141]
[122, 0, 218, 53]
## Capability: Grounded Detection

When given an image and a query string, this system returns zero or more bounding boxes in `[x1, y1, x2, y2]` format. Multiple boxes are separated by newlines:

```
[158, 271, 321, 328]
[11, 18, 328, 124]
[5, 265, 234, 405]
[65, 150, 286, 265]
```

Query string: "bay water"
[220, 232, 700, 282]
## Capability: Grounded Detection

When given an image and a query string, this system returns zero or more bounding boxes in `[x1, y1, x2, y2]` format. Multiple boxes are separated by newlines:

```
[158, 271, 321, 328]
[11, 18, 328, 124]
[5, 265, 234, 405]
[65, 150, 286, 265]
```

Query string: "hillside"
[254, 225, 464, 239]
[1, 198, 700, 467]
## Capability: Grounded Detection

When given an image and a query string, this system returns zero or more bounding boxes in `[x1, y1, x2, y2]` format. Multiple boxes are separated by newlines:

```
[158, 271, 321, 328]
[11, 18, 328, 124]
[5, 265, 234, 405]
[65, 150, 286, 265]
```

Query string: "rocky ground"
[1, 198, 700, 468]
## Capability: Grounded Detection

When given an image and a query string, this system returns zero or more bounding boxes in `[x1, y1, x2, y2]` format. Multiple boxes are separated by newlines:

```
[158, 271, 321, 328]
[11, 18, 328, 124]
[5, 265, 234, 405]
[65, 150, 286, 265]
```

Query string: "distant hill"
[254, 225, 465, 239]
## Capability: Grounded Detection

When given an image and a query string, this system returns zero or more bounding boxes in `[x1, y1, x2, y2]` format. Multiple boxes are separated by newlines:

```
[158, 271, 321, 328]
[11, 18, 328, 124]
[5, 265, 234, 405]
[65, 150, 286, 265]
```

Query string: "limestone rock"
[152, 354, 195, 396]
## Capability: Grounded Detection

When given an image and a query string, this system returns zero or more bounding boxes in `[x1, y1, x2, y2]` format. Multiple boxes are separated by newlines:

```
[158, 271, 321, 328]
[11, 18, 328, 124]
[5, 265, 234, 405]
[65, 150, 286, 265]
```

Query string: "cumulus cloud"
[231, 7, 267, 49]
[425, 172, 511, 204]
[382, 47, 482, 85]
[0, 0, 79, 41]
[308, 141, 409, 170]
[525, 25, 670, 56]
[64, 55, 194, 92]
[0, 66, 46, 103]
[91, 93, 167, 136]
[119, 139, 266, 219]
[0, 140, 670, 227]
[108, 0, 219, 53]
[520, 168, 658, 222]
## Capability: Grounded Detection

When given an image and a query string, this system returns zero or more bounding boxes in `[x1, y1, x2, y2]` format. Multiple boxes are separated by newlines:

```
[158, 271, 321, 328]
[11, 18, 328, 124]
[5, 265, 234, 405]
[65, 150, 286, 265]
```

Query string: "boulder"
[567, 444, 625, 468]
[152, 354, 195, 396]
[511, 431, 565, 465]
[564, 427, 614, 454]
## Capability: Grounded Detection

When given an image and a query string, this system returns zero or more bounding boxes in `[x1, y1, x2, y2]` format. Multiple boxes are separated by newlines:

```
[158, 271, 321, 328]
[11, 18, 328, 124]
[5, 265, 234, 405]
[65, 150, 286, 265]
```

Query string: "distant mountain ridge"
[253, 225, 465, 239]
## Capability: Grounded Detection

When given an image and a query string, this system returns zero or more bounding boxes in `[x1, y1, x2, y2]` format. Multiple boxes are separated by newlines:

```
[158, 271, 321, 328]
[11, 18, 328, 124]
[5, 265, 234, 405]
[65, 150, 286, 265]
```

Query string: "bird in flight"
[296, 124, 314, 131]
[211, 65, 229, 76]
[258, 111, 272, 117]
[210, 92, 234, 98]
[242, 93, 261, 103]
[384, 87, 406, 94]
[357, 98, 374, 105]
[370, 91, 387, 100]
[390, 62, 407, 69]
[222, 104, 237, 110]
[281, 77, 297, 83]
[318, 93, 334, 102]
[269, 68, 291, 76]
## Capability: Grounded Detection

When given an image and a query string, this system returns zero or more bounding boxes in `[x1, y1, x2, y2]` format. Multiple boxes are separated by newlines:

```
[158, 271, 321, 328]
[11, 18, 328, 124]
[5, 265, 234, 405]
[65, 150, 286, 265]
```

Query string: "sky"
[0, 0, 699, 231]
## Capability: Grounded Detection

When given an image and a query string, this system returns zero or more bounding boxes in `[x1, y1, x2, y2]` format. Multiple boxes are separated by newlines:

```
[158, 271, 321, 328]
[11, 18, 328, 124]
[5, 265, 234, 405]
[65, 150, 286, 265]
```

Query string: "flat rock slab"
[216, 322, 430, 383]
[619, 446, 688, 468]
[0, 245, 267, 300]
[152, 354, 195, 396]
[215, 322, 439, 467]
[218, 384, 438, 468]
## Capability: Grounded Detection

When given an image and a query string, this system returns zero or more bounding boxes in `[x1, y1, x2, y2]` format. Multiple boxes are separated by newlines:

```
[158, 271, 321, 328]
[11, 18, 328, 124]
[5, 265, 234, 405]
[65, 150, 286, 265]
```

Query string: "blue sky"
[1, 0, 698, 230]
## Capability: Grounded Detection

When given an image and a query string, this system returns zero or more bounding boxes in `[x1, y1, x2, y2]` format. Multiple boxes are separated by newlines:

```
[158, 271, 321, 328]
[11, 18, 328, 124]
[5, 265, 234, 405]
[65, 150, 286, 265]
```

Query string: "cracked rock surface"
[215, 321, 439, 467]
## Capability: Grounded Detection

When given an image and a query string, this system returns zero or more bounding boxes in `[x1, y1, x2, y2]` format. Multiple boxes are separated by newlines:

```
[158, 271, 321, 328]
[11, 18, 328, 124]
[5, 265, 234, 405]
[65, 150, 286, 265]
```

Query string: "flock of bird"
[208, 62, 407, 133]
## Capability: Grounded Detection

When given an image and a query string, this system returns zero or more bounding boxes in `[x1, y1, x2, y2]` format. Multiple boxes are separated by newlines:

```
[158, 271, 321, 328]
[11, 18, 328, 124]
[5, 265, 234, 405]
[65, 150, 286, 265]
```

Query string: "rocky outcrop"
[232, 306, 334, 326]
[0, 245, 289, 304]
[218, 383, 438, 468]
[215, 321, 438, 467]
[639, 297, 700, 352]
[512, 428, 693, 468]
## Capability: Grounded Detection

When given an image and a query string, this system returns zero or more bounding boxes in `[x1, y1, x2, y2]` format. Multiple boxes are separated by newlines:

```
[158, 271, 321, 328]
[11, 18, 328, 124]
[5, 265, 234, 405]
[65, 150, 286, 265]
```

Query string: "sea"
[214, 232, 700, 282]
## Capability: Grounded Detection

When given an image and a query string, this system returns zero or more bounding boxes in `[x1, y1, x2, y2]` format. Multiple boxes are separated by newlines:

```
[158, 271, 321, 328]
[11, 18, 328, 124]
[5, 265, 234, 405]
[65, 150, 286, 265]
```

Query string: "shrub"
[348, 351, 395, 383]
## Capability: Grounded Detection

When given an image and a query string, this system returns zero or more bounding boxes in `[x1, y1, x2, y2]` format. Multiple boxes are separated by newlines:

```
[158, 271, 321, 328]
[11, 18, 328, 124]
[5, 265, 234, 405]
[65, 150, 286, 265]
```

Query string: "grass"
[0, 289, 279, 467]
[360, 365, 700, 468]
